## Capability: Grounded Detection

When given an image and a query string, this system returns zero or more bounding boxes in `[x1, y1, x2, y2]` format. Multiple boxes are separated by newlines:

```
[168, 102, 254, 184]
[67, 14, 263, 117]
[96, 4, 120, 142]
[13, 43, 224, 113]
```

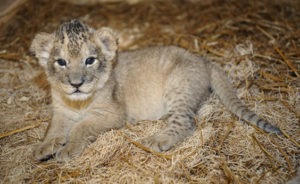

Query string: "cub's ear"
[94, 27, 118, 61]
[30, 33, 54, 67]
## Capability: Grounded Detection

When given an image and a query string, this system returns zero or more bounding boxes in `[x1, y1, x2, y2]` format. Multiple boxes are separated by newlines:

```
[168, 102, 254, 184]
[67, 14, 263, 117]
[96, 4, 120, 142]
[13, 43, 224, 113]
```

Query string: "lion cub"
[31, 20, 281, 161]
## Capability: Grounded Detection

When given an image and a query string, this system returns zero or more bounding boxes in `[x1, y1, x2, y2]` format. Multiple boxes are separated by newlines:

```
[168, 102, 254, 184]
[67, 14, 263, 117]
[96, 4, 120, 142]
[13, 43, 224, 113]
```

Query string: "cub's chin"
[67, 92, 92, 101]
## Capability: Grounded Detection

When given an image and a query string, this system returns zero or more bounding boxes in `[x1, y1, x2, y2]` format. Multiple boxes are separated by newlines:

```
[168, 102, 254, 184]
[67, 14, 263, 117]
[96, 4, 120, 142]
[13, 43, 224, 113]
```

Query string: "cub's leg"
[142, 71, 210, 152]
[143, 107, 196, 152]
[33, 113, 72, 161]
[55, 106, 125, 162]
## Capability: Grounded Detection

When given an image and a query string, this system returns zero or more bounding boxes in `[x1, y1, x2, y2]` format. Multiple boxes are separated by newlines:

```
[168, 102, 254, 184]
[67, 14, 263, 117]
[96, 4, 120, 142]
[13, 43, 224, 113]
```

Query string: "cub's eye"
[85, 57, 96, 66]
[56, 59, 67, 66]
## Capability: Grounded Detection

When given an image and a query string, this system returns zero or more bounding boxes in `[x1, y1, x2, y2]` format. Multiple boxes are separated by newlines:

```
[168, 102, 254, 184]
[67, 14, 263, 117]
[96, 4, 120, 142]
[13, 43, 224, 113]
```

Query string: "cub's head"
[31, 19, 118, 101]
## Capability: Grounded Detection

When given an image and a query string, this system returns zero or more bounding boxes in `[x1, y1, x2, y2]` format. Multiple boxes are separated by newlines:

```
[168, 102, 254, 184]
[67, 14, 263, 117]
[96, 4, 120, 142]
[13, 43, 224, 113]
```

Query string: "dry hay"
[0, 0, 299, 183]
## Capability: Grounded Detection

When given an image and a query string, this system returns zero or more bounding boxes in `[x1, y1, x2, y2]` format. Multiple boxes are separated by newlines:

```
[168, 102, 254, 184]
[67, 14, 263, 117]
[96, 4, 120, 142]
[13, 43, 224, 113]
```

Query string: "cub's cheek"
[81, 80, 97, 93]
[60, 83, 76, 94]
[48, 79, 71, 94]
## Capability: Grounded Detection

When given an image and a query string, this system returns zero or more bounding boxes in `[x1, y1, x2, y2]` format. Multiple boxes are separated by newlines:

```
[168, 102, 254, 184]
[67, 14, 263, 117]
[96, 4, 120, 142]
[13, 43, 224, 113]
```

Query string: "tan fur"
[31, 20, 281, 162]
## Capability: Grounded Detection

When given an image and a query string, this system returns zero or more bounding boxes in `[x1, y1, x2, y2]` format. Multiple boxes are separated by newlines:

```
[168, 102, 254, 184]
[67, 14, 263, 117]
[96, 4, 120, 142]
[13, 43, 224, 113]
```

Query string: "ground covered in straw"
[0, 0, 299, 183]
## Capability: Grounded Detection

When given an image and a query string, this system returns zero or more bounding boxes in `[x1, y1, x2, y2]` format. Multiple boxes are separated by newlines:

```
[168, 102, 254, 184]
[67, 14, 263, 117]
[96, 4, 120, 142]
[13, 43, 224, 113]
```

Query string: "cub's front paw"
[141, 133, 177, 152]
[56, 142, 86, 162]
[33, 136, 66, 161]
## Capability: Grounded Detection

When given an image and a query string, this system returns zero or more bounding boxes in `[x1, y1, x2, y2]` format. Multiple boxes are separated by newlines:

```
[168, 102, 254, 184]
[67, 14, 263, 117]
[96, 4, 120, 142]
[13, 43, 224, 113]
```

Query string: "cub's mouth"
[68, 90, 91, 101]
[59, 80, 96, 101]
[73, 89, 82, 93]
[62, 85, 92, 101]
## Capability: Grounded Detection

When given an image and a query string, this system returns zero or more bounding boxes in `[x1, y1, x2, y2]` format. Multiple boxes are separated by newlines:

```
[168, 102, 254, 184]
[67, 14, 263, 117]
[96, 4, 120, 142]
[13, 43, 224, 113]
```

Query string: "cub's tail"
[208, 62, 282, 135]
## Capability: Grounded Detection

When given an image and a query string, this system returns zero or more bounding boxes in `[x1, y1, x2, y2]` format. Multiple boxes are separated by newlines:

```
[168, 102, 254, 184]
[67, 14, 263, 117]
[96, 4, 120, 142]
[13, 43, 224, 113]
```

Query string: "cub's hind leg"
[142, 108, 196, 152]
[142, 74, 210, 152]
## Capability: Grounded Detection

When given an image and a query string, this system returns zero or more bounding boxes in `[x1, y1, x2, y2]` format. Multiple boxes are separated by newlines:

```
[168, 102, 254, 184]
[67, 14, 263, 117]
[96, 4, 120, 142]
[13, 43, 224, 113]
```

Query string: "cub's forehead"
[54, 20, 93, 56]
[55, 19, 90, 42]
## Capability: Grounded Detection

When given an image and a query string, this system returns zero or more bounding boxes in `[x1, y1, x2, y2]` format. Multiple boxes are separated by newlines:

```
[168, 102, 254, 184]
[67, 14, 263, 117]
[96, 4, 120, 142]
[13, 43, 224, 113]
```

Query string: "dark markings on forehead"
[55, 20, 89, 56]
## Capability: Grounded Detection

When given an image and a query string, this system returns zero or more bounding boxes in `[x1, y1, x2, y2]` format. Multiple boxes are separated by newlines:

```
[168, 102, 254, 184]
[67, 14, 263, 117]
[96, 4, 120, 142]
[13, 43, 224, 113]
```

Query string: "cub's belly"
[127, 97, 166, 123]
[123, 85, 166, 123]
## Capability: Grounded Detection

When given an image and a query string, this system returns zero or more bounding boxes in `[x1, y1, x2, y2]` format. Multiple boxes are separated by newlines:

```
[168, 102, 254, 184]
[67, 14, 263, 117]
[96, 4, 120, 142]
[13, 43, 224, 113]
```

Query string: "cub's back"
[114, 46, 209, 122]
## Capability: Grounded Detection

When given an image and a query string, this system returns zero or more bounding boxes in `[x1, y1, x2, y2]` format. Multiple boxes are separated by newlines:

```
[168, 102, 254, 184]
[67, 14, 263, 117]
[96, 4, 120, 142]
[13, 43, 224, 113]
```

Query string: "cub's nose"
[70, 81, 84, 88]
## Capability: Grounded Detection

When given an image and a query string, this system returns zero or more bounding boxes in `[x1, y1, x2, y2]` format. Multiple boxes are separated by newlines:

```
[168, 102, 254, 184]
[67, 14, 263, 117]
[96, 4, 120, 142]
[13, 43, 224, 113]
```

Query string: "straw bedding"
[0, 0, 299, 183]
